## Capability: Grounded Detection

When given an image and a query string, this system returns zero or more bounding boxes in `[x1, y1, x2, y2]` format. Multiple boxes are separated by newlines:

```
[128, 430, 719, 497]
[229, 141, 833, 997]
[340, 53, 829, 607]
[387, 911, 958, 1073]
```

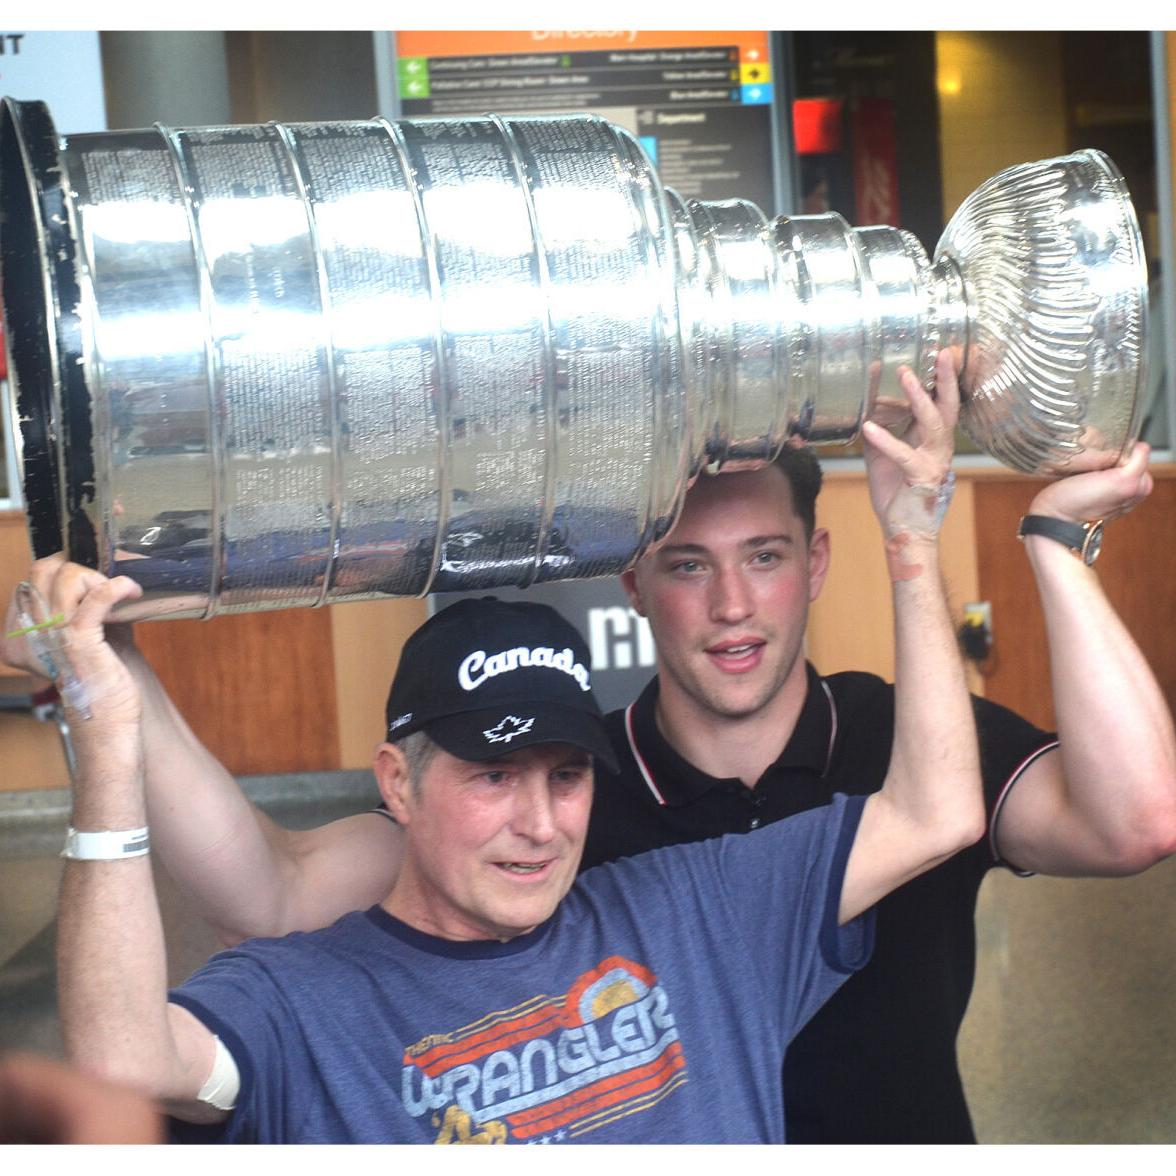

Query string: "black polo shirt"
[582, 662, 1057, 1143]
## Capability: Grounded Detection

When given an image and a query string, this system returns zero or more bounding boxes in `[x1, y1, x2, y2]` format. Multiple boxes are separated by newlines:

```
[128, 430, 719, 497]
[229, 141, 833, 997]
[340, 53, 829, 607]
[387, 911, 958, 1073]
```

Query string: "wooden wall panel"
[134, 606, 341, 777]
[0, 511, 70, 792]
[808, 469, 984, 695]
[0, 706, 67, 793]
[330, 597, 428, 769]
[0, 511, 35, 676]
[974, 466, 1176, 731]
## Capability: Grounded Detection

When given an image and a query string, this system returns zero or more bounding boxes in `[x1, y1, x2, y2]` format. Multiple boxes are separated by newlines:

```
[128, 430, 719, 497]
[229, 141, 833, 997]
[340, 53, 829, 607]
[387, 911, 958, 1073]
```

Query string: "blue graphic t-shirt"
[170, 792, 872, 1144]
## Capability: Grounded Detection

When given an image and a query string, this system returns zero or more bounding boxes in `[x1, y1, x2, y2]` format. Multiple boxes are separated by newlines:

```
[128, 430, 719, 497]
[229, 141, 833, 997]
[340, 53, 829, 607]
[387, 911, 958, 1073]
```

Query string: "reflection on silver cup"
[0, 99, 1147, 621]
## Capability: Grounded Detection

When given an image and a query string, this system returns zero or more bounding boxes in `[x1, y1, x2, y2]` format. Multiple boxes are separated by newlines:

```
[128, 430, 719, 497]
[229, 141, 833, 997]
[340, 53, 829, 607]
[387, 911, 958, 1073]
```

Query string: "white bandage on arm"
[197, 1034, 240, 1112]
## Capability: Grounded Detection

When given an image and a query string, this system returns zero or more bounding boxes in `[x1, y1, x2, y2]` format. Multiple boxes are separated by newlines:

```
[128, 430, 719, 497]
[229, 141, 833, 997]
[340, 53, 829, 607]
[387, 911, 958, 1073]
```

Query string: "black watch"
[1017, 515, 1104, 565]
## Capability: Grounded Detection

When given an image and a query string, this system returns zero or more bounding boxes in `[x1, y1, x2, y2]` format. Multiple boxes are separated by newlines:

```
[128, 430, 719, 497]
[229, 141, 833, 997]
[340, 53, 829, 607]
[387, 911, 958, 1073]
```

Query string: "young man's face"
[382, 742, 594, 942]
[622, 464, 830, 724]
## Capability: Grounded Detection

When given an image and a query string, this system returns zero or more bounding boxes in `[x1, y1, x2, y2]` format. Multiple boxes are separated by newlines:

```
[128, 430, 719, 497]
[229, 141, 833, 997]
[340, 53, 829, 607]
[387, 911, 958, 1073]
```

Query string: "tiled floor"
[3, 779, 1175, 1143]
[959, 860, 1176, 1142]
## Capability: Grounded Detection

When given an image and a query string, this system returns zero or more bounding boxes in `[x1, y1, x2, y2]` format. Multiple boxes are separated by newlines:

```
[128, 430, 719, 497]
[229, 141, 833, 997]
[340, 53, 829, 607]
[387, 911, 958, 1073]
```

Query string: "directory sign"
[393, 30, 780, 212]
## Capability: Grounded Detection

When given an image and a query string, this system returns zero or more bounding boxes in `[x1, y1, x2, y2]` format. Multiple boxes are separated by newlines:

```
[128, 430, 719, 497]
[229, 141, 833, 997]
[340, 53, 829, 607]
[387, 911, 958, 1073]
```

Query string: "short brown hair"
[770, 445, 823, 539]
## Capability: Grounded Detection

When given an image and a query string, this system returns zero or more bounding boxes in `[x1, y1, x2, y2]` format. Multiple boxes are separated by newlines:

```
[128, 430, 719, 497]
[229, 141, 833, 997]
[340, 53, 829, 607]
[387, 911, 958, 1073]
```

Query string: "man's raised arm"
[48, 570, 224, 1121]
[3, 556, 403, 946]
[992, 443, 1176, 876]
[839, 351, 985, 923]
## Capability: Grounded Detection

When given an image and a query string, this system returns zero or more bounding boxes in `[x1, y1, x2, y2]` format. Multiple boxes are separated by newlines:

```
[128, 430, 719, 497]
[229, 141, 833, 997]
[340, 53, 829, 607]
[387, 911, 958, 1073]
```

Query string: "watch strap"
[1017, 514, 1102, 564]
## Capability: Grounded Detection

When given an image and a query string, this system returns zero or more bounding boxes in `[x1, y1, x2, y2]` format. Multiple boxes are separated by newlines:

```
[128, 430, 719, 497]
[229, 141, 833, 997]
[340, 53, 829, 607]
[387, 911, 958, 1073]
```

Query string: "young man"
[586, 411, 1176, 1140]
[46, 389, 980, 1141]
[7, 354, 1174, 1140]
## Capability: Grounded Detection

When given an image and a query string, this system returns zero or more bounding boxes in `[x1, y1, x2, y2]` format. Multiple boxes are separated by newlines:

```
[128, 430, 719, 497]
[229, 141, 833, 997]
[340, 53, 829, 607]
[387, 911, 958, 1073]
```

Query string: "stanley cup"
[0, 98, 1148, 621]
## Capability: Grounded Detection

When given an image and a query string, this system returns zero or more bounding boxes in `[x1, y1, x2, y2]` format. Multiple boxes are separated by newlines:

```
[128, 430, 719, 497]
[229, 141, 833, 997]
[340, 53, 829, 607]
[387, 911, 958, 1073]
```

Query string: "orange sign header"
[397, 30, 770, 60]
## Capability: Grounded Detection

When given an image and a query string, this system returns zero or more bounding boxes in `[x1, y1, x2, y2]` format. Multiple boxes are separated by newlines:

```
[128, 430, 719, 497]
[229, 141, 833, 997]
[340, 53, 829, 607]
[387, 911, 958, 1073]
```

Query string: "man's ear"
[374, 742, 414, 825]
[619, 568, 644, 616]
[808, 527, 831, 603]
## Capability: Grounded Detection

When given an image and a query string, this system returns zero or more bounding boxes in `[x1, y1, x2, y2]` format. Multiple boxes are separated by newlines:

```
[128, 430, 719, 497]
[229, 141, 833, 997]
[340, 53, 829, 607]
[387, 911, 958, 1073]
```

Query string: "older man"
[38, 373, 983, 1142]
[49, 581, 976, 1140]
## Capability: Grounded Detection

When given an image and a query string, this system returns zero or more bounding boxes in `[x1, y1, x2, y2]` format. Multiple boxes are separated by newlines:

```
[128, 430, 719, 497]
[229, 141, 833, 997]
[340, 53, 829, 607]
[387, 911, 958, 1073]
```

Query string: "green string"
[4, 613, 65, 640]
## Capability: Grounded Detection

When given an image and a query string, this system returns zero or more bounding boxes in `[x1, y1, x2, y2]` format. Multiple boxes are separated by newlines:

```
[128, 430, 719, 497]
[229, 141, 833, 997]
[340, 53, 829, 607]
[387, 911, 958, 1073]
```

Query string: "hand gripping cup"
[0, 98, 1147, 620]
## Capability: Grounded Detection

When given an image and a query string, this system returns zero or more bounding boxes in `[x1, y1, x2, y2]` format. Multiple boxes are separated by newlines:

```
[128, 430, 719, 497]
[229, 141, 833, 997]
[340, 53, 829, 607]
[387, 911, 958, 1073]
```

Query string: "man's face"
[383, 742, 594, 942]
[622, 465, 829, 724]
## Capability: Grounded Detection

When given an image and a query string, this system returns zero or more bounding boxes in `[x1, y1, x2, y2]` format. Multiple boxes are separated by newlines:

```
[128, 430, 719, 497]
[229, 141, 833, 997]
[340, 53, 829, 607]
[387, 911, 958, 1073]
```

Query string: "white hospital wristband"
[61, 826, 150, 860]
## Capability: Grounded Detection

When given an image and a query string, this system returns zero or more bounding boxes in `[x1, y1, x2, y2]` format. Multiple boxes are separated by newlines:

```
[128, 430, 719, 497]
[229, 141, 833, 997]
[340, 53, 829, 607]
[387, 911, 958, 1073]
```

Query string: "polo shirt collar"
[621, 662, 836, 807]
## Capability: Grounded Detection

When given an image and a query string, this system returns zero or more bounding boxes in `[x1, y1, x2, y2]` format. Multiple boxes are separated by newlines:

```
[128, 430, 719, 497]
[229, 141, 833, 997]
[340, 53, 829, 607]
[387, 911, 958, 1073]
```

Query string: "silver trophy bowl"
[0, 99, 1147, 620]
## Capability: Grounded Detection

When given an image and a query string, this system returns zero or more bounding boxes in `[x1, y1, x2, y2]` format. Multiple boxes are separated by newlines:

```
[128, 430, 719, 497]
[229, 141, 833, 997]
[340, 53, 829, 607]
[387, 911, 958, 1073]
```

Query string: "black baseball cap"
[384, 598, 618, 771]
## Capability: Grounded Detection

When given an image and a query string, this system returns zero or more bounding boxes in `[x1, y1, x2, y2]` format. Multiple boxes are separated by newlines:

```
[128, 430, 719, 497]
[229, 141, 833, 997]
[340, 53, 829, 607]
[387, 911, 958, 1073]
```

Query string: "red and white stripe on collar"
[623, 678, 839, 808]
[988, 740, 1059, 874]
[819, 677, 837, 777]
[624, 702, 668, 806]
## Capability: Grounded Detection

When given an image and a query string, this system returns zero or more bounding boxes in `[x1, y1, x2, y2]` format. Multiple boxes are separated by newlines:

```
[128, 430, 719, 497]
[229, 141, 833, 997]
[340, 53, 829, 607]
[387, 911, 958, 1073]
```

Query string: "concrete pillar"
[100, 31, 230, 129]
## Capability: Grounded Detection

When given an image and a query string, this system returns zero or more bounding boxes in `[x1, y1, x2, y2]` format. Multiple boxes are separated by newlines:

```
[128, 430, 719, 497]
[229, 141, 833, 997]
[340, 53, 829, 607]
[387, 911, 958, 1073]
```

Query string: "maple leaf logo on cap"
[483, 715, 535, 744]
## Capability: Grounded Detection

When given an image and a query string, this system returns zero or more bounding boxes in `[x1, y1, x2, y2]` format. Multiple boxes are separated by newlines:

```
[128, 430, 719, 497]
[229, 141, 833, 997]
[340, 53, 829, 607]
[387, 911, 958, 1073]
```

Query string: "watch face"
[1083, 522, 1103, 565]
